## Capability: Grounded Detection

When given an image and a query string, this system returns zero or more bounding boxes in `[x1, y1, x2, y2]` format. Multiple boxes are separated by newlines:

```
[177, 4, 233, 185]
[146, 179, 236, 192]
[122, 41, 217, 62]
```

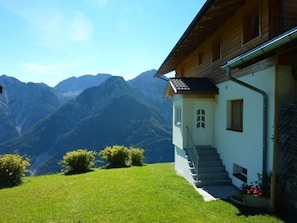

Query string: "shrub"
[99, 145, 130, 168]
[0, 154, 30, 187]
[129, 147, 144, 166]
[61, 149, 96, 174]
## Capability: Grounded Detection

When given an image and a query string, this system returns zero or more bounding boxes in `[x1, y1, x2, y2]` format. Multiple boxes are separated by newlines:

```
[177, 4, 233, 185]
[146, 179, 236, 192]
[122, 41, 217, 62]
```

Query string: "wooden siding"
[174, 0, 294, 84]
[175, 0, 271, 84]
[268, 0, 282, 37]
[282, 0, 297, 32]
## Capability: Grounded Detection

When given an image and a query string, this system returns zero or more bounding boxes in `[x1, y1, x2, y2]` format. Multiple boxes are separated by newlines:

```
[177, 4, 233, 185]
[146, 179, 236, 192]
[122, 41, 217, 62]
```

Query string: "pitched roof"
[168, 78, 219, 95]
[155, 0, 245, 77]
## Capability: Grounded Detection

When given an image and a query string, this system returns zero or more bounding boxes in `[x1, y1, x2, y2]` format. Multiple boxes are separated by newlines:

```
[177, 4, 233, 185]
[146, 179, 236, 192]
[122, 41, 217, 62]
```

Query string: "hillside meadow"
[0, 163, 290, 222]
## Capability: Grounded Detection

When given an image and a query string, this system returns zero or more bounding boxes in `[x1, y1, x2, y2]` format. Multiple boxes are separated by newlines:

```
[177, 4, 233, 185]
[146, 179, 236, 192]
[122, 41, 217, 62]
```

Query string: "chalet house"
[155, 0, 297, 209]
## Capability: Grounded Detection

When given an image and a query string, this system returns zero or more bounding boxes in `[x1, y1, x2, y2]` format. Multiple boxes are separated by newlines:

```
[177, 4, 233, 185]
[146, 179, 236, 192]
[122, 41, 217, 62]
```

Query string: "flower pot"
[242, 194, 270, 209]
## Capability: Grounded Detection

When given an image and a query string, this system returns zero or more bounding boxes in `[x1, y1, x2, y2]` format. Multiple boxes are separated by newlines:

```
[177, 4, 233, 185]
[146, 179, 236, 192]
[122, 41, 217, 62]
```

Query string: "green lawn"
[0, 163, 290, 222]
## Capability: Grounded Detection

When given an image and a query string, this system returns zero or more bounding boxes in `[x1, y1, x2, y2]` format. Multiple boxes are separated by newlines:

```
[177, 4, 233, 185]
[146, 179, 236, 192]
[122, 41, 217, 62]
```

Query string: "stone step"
[185, 146, 233, 187]
[191, 173, 197, 179]
[199, 154, 220, 160]
[195, 145, 212, 150]
[198, 172, 229, 179]
[189, 167, 196, 174]
[198, 160, 223, 167]
[198, 166, 225, 173]
[185, 154, 195, 162]
[196, 147, 218, 155]
[196, 178, 232, 186]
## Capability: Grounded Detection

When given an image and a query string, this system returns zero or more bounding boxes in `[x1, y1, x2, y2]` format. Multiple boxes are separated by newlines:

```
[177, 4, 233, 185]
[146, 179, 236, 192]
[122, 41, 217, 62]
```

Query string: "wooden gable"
[156, 0, 297, 84]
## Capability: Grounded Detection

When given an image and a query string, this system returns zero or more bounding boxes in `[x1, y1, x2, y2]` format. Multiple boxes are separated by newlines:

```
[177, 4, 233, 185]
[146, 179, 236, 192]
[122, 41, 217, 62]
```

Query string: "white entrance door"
[192, 100, 214, 146]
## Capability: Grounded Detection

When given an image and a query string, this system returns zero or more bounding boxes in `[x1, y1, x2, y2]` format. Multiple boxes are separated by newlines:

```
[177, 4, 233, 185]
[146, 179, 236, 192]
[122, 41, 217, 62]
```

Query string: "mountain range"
[0, 70, 173, 175]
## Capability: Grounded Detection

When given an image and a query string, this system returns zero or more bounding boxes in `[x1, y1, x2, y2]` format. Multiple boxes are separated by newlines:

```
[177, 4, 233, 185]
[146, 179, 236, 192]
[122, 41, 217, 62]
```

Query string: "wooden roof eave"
[164, 83, 174, 98]
[155, 0, 245, 77]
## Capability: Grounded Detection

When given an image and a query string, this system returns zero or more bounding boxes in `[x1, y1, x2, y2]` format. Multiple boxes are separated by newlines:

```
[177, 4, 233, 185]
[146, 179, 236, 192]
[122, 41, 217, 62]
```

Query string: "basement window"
[227, 99, 243, 132]
[243, 7, 259, 43]
[233, 163, 247, 183]
[174, 106, 181, 126]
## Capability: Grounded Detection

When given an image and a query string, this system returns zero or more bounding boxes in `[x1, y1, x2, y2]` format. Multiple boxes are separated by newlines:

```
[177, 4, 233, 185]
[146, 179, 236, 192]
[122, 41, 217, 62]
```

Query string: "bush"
[61, 149, 96, 174]
[0, 154, 30, 187]
[99, 145, 145, 168]
[129, 147, 144, 166]
[99, 145, 130, 168]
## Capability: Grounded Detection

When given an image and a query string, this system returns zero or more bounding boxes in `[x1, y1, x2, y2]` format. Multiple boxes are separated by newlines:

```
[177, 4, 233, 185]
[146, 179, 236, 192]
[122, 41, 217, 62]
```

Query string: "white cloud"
[70, 11, 93, 42]
[20, 60, 88, 74]
[20, 62, 55, 75]
[35, 10, 94, 46]
[19, 60, 89, 86]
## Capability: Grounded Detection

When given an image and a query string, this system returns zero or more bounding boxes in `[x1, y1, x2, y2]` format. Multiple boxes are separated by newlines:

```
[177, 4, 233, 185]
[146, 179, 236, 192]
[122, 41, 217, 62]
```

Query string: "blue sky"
[0, 0, 205, 87]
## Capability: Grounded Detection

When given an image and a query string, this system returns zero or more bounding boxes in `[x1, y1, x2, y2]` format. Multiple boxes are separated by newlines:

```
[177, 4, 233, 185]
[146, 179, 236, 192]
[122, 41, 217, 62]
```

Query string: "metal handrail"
[186, 126, 199, 181]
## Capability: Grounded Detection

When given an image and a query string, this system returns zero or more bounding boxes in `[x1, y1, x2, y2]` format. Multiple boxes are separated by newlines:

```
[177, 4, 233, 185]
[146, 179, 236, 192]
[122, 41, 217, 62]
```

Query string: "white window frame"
[227, 99, 243, 132]
[174, 106, 182, 126]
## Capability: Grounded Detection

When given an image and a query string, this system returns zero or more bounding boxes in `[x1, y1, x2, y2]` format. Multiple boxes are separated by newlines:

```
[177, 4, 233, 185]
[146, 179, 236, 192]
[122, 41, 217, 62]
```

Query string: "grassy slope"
[0, 163, 286, 223]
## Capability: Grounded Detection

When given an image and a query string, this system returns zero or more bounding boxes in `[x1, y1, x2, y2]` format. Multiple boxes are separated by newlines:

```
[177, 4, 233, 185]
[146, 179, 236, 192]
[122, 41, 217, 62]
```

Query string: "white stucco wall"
[174, 145, 195, 186]
[172, 95, 184, 148]
[214, 66, 276, 188]
[172, 95, 198, 149]
[171, 65, 296, 189]
[172, 95, 196, 184]
[173, 95, 217, 186]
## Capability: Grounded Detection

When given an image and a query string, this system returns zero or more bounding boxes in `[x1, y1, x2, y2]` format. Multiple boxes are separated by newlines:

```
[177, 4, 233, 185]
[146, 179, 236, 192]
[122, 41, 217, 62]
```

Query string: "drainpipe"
[221, 27, 297, 211]
[224, 67, 268, 176]
[223, 25, 297, 178]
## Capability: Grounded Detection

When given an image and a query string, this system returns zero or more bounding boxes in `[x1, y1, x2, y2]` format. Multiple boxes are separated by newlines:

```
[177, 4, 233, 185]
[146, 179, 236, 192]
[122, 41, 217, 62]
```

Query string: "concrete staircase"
[186, 146, 231, 187]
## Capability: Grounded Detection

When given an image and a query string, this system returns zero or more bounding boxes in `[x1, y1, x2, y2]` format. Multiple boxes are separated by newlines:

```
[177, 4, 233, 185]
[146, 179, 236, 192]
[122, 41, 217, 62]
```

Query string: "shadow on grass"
[0, 180, 23, 189]
[224, 197, 297, 223]
[200, 185, 297, 223]
[63, 169, 94, 176]
[100, 164, 131, 170]
[100, 163, 146, 170]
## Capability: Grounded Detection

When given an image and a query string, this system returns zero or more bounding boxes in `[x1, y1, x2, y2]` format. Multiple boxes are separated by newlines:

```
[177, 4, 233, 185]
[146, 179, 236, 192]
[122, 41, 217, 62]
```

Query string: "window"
[233, 163, 247, 183]
[231, 99, 243, 131]
[196, 109, 206, 129]
[212, 39, 220, 62]
[174, 106, 181, 125]
[227, 99, 243, 132]
[243, 8, 259, 43]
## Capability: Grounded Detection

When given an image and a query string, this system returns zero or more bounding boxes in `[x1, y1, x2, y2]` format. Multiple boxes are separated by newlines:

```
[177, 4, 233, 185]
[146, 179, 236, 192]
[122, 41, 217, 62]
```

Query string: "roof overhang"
[222, 26, 297, 70]
[164, 78, 219, 98]
[155, 0, 245, 77]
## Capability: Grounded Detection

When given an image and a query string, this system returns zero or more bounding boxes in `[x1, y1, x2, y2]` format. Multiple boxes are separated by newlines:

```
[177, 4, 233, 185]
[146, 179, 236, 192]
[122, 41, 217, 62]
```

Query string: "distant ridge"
[0, 70, 173, 175]
[54, 73, 112, 98]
